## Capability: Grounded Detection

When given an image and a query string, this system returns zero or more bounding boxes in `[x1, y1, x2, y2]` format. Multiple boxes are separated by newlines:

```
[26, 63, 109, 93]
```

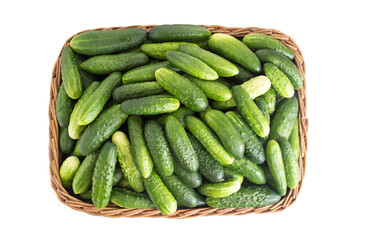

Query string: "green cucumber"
[59, 127, 76, 154]
[257, 87, 276, 115]
[141, 42, 199, 60]
[112, 164, 124, 186]
[72, 152, 98, 194]
[173, 160, 202, 188]
[116, 179, 132, 189]
[79, 189, 92, 200]
[72, 139, 82, 158]
[120, 95, 180, 115]
[288, 117, 300, 161]
[278, 137, 300, 189]
[75, 53, 97, 89]
[198, 179, 241, 197]
[155, 68, 208, 112]
[92, 141, 118, 209]
[269, 97, 298, 140]
[243, 33, 294, 60]
[60, 156, 80, 188]
[241, 75, 272, 99]
[165, 116, 199, 172]
[61, 46, 83, 99]
[128, 116, 154, 178]
[179, 44, 239, 77]
[81, 52, 149, 75]
[216, 78, 234, 89]
[70, 28, 147, 56]
[206, 185, 281, 208]
[110, 188, 155, 209]
[148, 24, 211, 42]
[144, 120, 174, 176]
[205, 110, 245, 160]
[255, 98, 270, 124]
[158, 106, 195, 128]
[256, 49, 303, 89]
[208, 33, 261, 73]
[262, 164, 276, 190]
[266, 140, 287, 196]
[56, 84, 75, 128]
[113, 82, 165, 103]
[211, 97, 236, 110]
[223, 167, 244, 184]
[185, 116, 235, 165]
[79, 104, 128, 156]
[224, 157, 266, 185]
[166, 51, 218, 80]
[143, 169, 177, 215]
[263, 63, 294, 98]
[229, 63, 255, 83]
[232, 86, 270, 137]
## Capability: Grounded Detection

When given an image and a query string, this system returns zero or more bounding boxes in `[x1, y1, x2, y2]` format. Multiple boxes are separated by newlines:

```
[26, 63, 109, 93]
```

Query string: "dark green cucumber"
[264, 63, 294, 98]
[278, 137, 300, 189]
[269, 96, 298, 140]
[206, 185, 281, 208]
[223, 167, 244, 183]
[198, 179, 241, 197]
[79, 189, 92, 200]
[79, 104, 128, 156]
[157, 106, 195, 128]
[81, 52, 148, 75]
[205, 110, 245, 160]
[225, 111, 266, 164]
[185, 116, 235, 165]
[266, 140, 287, 196]
[56, 84, 74, 128]
[72, 152, 98, 194]
[143, 169, 177, 215]
[208, 33, 261, 73]
[113, 82, 165, 103]
[60, 156, 80, 188]
[232, 86, 270, 137]
[144, 120, 174, 176]
[229, 63, 255, 83]
[255, 98, 270, 124]
[257, 87, 276, 115]
[59, 127, 76, 154]
[173, 160, 202, 188]
[165, 116, 199, 172]
[224, 157, 266, 185]
[155, 68, 208, 112]
[187, 133, 224, 183]
[256, 49, 303, 89]
[116, 179, 132, 189]
[61, 46, 83, 99]
[120, 95, 180, 115]
[179, 44, 239, 77]
[216, 78, 234, 89]
[166, 51, 218, 80]
[110, 188, 155, 209]
[75, 53, 97, 89]
[288, 117, 300, 161]
[211, 98, 237, 110]
[112, 164, 124, 186]
[70, 28, 147, 56]
[149, 24, 211, 42]
[128, 116, 154, 178]
[243, 33, 294, 60]
[141, 42, 199, 60]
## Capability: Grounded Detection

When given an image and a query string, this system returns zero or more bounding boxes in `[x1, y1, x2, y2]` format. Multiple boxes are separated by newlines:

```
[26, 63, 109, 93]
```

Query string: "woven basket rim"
[49, 25, 308, 219]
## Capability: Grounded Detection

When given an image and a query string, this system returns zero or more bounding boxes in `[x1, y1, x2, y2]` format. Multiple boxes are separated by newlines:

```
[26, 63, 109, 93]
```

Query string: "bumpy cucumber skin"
[59, 127, 76, 154]
[74, 53, 97, 89]
[56, 84, 74, 128]
[70, 28, 147, 56]
[79, 104, 128, 156]
[266, 140, 287, 196]
[128, 116, 154, 178]
[232, 86, 270, 138]
[72, 152, 98, 194]
[141, 42, 199, 60]
[143, 170, 177, 215]
[179, 44, 239, 77]
[81, 52, 148, 75]
[165, 116, 199, 172]
[166, 51, 218, 80]
[122, 61, 175, 84]
[258, 87, 276, 115]
[208, 33, 261, 73]
[155, 68, 208, 112]
[288, 117, 300, 161]
[206, 185, 281, 208]
[110, 188, 155, 209]
[198, 179, 241, 197]
[61, 46, 83, 99]
[264, 63, 294, 98]
[112, 131, 145, 192]
[278, 137, 300, 189]
[229, 63, 255, 83]
[158, 106, 195, 128]
[243, 33, 295, 60]
[225, 111, 265, 164]
[256, 49, 303, 90]
[149, 24, 211, 42]
[144, 120, 174, 176]
[225, 157, 266, 185]
[173, 158, 202, 188]
[113, 82, 165, 103]
[120, 95, 180, 115]
[60, 156, 80, 188]
[185, 116, 235, 165]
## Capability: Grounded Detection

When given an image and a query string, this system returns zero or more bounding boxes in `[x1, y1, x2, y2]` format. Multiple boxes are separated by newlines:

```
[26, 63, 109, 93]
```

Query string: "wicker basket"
[49, 25, 308, 218]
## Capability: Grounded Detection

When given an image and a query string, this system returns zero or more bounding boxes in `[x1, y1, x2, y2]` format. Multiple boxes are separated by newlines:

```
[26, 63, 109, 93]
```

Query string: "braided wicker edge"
[49, 25, 308, 219]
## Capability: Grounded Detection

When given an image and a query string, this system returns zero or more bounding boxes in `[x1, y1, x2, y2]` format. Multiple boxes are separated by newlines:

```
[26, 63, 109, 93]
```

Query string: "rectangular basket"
[49, 25, 308, 218]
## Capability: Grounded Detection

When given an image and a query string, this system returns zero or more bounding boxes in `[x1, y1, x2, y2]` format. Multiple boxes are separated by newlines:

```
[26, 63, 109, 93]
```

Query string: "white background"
[1, 0, 365, 239]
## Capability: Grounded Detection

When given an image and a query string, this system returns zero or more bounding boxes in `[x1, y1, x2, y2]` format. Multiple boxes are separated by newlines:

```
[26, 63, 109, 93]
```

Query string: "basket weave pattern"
[49, 25, 308, 218]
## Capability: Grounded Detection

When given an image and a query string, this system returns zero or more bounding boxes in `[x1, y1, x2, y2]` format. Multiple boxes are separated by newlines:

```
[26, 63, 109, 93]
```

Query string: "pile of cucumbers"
[56, 24, 302, 215]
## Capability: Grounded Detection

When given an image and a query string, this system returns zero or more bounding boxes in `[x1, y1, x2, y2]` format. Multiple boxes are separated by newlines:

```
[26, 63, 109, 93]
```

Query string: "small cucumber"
[257, 87, 276, 115]
[179, 44, 239, 77]
[74, 53, 97, 89]
[198, 179, 241, 197]
[116, 179, 132, 189]
[56, 84, 75, 128]
[120, 95, 180, 115]
[224, 157, 266, 185]
[241, 75, 272, 99]
[141, 42, 199, 60]
[206, 185, 281, 208]
[155, 68, 208, 112]
[70, 28, 147, 55]
[59, 127, 76, 154]
[79, 189, 92, 200]
[266, 140, 287, 196]
[128, 116, 154, 178]
[165, 116, 199, 172]
[72, 152, 98, 194]
[72, 139, 82, 158]
[223, 167, 244, 184]
[92, 141, 118, 209]
[185, 116, 235, 165]
[110, 188, 155, 209]
[288, 117, 300, 161]
[113, 82, 165, 103]
[278, 137, 300, 189]
[264, 63, 294, 98]
[211, 97, 237, 110]
[229, 63, 255, 83]
[148, 24, 211, 42]
[166, 51, 218, 80]
[173, 160, 202, 188]
[112, 164, 124, 186]
[243, 33, 294, 60]
[158, 106, 195, 128]
[255, 98, 270, 144]
[60, 156, 80, 188]
[208, 33, 261, 73]
[61, 46, 83, 99]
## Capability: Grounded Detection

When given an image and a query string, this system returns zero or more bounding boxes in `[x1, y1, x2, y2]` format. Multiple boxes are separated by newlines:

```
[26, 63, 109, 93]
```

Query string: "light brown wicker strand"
[49, 25, 308, 218]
